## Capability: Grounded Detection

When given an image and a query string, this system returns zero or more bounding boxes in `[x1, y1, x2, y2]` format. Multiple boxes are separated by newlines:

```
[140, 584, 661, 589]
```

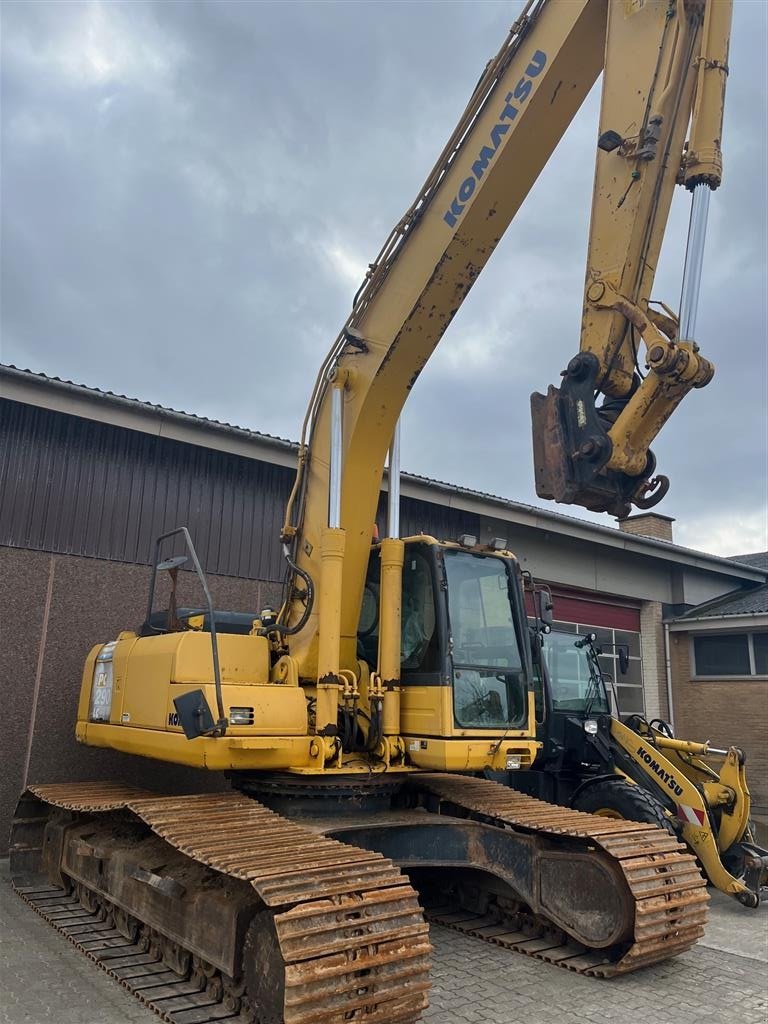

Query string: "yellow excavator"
[11, 1, 740, 1021]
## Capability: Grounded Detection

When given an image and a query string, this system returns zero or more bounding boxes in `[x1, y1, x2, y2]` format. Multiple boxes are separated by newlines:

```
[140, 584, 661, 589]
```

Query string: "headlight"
[229, 707, 254, 725]
[506, 753, 522, 770]
[584, 719, 598, 735]
[89, 641, 117, 722]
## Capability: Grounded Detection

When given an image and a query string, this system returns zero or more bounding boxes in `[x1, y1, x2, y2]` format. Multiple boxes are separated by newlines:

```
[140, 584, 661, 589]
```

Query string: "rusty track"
[414, 774, 709, 976]
[13, 882, 256, 1024]
[11, 783, 432, 1024]
[11, 773, 709, 1024]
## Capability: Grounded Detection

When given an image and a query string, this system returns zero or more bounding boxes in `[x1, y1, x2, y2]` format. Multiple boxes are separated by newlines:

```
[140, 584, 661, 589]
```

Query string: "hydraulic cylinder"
[378, 537, 405, 735]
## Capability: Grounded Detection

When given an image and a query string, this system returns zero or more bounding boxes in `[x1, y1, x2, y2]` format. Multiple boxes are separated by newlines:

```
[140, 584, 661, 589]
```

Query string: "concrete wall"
[669, 630, 768, 816]
[0, 546, 282, 854]
[476, 514, 745, 609]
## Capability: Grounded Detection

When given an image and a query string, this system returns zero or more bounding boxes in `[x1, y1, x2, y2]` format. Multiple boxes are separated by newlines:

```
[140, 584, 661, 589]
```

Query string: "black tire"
[573, 779, 677, 836]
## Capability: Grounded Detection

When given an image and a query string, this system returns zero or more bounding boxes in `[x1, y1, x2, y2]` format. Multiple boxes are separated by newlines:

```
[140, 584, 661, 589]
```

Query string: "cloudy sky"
[2, 0, 766, 556]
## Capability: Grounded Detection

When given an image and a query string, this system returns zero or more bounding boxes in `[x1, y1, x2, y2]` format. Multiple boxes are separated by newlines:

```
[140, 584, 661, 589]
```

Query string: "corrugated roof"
[674, 583, 768, 620]
[727, 551, 768, 570]
[2, 363, 767, 583]
[0, 363, 297, 449]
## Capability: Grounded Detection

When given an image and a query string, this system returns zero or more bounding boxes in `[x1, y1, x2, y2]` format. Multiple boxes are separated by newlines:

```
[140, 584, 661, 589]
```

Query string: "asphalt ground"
[1, 859, 766, 1024]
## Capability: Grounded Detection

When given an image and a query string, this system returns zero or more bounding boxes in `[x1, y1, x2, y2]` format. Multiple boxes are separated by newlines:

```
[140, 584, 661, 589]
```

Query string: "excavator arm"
[532, 0, 731, 516]
[278, 0, 731, 691]
[279, 0, 608, 686]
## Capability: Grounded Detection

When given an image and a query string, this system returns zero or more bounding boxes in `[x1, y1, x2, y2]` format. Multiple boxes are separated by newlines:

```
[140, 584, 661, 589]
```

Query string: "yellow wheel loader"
[498, 627, 768, 907]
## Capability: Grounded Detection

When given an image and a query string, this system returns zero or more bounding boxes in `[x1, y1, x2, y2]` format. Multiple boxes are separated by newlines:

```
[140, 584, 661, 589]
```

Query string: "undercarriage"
[11, 775, 708, 1023]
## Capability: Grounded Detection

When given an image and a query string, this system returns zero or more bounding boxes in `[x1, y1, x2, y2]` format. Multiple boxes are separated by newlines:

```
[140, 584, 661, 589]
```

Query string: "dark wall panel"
[0, 401, 293, 580]
[2, 400, 485, 582]
[376, 493, 481, 544]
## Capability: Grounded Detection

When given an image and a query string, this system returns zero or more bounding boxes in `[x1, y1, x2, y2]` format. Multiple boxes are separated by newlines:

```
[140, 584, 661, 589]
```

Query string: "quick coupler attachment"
[531, 352, 662, 518]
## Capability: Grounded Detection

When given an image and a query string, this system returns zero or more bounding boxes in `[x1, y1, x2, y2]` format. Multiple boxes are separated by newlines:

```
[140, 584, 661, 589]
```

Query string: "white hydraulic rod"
[329, 383, 343, 529]
[678, 184, 711, 342]
[387, 421, 401, 539]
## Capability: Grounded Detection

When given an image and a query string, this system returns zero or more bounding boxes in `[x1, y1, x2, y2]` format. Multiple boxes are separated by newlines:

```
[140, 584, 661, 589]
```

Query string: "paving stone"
[2, 859, 766, 1024]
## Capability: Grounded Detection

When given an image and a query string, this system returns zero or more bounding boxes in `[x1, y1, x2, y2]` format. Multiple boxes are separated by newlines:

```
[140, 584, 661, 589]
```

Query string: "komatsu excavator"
[11, 1, 737, 1021]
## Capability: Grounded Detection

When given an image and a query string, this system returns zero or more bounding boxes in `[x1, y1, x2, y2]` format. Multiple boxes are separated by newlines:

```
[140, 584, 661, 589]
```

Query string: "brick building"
[1, 363, 766, 849]
[666, 553, 768, 823]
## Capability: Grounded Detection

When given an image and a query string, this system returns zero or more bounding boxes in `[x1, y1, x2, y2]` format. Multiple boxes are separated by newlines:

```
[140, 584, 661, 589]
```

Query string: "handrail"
[146, 526, 227, 735]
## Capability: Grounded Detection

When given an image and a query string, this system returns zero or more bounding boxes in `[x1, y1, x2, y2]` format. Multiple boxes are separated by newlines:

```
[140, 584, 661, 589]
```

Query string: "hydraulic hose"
[260, 546, 315, 637]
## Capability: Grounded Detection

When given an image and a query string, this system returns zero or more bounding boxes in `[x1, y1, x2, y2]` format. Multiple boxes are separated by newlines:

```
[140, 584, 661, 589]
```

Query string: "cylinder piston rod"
[329, 383, 343, 529]
[387, 420, 401, 539]
[678, 184, 711, 343]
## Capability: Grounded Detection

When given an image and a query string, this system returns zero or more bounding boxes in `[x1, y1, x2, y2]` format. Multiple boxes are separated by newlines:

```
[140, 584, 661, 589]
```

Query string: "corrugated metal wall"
[0, 401, 290, 580]
[0, 400, 480, 579]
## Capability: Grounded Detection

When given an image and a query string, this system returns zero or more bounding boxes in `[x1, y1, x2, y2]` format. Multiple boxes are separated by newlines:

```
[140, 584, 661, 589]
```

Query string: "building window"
[692, 632, 768, 678]
[552, 619, 644, 718]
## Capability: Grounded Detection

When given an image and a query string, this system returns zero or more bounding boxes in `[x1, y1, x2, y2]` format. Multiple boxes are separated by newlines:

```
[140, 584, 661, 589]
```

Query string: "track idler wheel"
[223, 977, 248, 1014]
[191, 955, 218, 992]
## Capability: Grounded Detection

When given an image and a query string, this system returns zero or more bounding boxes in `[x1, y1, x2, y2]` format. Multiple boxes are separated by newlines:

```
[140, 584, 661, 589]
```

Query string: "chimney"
[618, 512, 675, 543]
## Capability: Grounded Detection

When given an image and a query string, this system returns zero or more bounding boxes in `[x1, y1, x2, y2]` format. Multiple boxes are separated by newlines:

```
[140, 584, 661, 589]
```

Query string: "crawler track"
[13, 881, 255, 1024]
[415, 774, 709, 976]
[11, 784, 432, 1024]
[11, 775, 709, 1024]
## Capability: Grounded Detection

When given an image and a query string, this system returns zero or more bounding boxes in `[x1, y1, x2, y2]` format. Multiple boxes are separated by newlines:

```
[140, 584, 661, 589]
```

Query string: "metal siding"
[0, 400, 293, 580]
[399, 495, 481, 543]
[374, 492, 481, 543]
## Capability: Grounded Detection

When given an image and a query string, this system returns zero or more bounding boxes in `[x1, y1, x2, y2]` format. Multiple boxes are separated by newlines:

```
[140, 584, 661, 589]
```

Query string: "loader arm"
[534, 631, 766, 907]
[610, 717, 768, 906]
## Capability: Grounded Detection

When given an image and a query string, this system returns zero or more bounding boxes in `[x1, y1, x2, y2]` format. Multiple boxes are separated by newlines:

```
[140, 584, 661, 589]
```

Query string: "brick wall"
[0, 546, 283, 854]
[669, 630, 768, 815]
[618, 514, 675, 543]
[639, 601, 669, 721]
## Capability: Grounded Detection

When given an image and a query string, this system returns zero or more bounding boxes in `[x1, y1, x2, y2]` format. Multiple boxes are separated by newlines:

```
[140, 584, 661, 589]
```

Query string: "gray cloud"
[2, 0, 766, 555]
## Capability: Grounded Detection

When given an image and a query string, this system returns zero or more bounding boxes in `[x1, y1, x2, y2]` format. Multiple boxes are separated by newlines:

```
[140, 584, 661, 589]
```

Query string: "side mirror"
[536, 589, 554, 632]
[618, 646, 630, 675]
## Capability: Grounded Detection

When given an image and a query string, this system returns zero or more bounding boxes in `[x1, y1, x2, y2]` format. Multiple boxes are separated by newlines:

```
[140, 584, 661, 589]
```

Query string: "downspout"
[663, 620, 676, 733]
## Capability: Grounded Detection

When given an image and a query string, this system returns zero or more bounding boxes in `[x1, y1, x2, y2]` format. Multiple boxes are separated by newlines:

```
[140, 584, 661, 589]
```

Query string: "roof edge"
[2, 364, 766, 584]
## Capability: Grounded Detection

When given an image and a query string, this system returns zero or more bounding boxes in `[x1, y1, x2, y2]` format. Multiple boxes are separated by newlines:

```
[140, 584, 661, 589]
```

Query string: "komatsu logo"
[636, 745, 684, 797]
[443, 49, 547, 229]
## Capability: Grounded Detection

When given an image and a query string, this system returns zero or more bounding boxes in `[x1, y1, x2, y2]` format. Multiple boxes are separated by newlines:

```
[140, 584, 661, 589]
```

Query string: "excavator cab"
[358, 537, 539, 771]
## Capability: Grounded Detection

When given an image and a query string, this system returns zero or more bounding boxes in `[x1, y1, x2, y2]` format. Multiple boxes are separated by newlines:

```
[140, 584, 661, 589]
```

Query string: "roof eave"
[3, 363, 766, 585]
[668, 612, 768, 631]
[0, 364, 298, 469]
